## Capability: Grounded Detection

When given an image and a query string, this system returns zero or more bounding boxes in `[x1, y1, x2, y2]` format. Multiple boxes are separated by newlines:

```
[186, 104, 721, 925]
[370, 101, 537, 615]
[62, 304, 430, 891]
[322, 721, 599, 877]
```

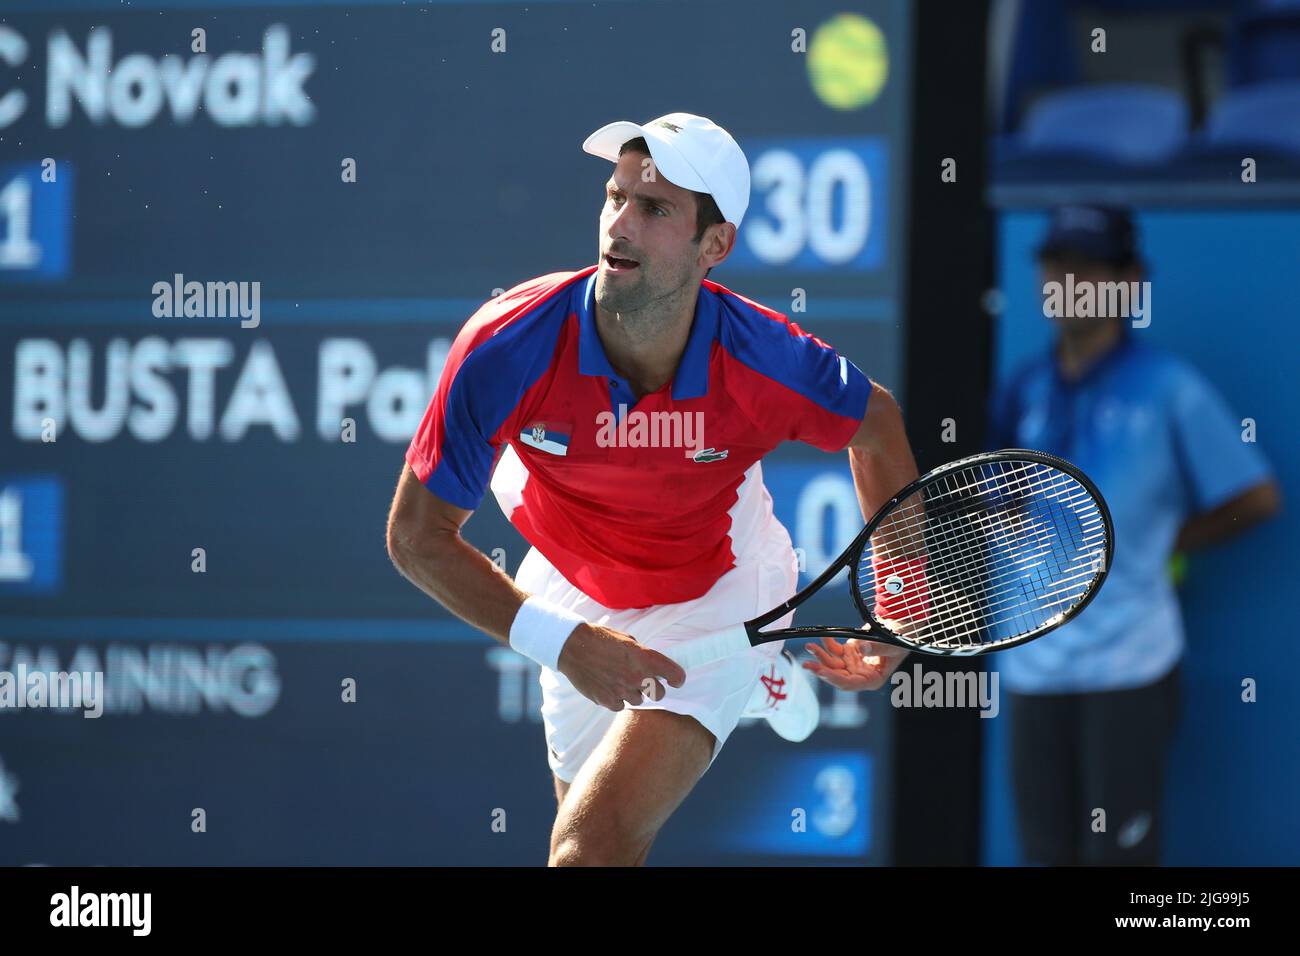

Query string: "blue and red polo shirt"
[406, 265, 871, 609]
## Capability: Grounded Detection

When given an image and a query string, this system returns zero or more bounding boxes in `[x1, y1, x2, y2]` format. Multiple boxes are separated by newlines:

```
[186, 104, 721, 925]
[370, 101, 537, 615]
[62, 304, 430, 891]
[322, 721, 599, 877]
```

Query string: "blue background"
[0, 0, 912, 865]
[981, 209, 1300, 865]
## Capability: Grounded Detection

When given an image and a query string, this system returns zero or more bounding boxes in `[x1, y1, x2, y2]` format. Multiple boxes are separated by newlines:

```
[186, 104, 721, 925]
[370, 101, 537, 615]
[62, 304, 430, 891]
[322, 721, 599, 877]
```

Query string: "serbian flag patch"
[519, 421, 570, 456]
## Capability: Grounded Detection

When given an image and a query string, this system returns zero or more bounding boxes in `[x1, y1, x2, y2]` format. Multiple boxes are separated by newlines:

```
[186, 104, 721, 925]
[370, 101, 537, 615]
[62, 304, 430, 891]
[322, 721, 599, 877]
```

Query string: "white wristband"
[509, 596, 586, 671]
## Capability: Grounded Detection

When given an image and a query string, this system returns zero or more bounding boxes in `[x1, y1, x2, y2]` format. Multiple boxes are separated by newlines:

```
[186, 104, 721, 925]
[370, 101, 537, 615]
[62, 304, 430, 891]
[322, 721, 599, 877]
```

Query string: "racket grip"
[662, 625, 753, 671]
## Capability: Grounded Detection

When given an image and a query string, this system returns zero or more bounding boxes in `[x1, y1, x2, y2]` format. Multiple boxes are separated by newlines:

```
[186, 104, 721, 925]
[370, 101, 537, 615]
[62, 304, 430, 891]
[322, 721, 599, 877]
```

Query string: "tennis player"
[386, 113, 918, 866]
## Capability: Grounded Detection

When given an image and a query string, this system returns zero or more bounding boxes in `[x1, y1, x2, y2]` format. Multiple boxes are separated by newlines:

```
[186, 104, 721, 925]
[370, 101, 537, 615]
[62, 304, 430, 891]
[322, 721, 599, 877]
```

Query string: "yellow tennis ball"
[807, 13, 889, 111]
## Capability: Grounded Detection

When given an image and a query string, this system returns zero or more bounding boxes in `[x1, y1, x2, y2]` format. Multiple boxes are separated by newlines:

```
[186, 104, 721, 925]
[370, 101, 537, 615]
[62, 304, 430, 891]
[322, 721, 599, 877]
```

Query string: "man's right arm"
[386, 462, 525, 641]
[385, 464, 685, 710]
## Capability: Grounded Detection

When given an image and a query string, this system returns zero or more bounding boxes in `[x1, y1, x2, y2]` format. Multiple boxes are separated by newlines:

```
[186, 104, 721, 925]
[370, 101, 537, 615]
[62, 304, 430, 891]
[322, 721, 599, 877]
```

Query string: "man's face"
[594, 150, 706, 313]
[1040, 254, 1133, 335]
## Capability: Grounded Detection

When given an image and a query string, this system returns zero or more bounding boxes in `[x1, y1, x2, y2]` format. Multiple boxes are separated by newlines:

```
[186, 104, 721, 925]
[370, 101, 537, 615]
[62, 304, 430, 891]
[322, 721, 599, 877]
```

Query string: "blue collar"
[574, 270, 718, 400]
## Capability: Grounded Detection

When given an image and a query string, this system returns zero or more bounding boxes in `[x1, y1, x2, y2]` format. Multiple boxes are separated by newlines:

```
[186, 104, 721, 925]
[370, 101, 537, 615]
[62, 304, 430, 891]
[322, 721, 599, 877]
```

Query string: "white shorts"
[515, 518, 799, 783]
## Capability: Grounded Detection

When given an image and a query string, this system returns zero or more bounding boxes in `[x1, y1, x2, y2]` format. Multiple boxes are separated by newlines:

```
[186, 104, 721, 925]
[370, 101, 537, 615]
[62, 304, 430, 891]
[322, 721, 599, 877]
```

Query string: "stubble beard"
[595, 260, 699, 344]
[594, 269, 646, 316]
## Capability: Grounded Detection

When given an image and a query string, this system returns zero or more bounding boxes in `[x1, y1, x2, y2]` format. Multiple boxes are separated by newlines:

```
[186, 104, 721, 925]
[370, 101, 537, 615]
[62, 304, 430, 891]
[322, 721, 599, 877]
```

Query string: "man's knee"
[548, 824, 652, 867]
[546, 710, 715, 866]
[548, 836, 626, 867]
[548, 782, 659, 866]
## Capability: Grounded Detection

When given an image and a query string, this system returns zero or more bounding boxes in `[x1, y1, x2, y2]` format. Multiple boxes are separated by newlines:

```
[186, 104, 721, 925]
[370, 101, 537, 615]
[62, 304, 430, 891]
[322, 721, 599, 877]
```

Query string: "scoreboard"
[0, 0, 913, 865]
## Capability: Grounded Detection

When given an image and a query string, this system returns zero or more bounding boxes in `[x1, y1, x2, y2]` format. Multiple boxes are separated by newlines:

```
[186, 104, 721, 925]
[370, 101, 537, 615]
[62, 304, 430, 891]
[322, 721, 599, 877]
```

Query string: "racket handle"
[662, 625, 753, 671]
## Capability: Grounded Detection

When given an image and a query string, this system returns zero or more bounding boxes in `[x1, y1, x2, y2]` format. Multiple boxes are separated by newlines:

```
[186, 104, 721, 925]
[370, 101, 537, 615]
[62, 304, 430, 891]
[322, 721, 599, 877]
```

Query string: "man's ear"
[703, 222, 736, 269]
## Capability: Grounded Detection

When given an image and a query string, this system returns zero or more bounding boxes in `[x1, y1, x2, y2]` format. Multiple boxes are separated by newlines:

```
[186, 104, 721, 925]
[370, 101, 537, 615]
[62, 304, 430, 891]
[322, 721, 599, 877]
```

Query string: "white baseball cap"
[582, 112, 751, 230]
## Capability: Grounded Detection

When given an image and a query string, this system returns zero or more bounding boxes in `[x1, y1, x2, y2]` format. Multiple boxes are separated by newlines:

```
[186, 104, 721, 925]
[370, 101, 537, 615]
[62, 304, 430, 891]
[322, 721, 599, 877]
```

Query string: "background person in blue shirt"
[985, 204, 1281, 865]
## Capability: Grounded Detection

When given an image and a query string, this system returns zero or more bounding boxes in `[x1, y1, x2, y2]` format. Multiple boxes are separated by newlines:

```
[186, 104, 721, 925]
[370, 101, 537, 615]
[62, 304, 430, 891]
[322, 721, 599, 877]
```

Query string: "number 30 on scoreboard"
[727, 137, 889, 273]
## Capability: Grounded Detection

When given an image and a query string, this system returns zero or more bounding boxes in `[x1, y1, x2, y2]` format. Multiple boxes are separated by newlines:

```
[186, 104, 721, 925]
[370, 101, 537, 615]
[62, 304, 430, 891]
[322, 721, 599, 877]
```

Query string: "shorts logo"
[760, 665, 787, 706]
[519, 422, 571, 456]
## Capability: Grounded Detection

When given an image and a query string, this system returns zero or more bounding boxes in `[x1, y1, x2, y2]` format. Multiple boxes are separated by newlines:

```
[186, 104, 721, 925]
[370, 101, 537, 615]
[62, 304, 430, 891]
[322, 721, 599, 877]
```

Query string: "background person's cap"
[1037, 204, 1140, 267]
[582, 112, 751, 229]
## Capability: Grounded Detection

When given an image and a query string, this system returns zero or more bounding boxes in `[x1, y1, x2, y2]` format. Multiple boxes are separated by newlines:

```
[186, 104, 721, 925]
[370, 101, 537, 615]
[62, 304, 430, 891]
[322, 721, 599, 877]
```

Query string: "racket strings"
[871, 463, 1099, 565]
[873, 472, 1098, 569]
[868, 463, 1087, 558]
[875, 461, 1083, 544]
[863, 539, 1072, 644]
[855, 459, 1107, 650]
[875, 471, 1104, 646]
[900, 481, 1106, 611]
[868, 470, 1103, 601]
[885, 466, 1103, 641]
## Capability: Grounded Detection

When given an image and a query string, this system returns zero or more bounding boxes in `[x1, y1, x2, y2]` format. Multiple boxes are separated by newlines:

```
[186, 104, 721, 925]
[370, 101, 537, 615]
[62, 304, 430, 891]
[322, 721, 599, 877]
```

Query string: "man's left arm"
[1175, 480, 1281, 551]
[804, 381, 920, 692]
[1169, 370, 1282, 552]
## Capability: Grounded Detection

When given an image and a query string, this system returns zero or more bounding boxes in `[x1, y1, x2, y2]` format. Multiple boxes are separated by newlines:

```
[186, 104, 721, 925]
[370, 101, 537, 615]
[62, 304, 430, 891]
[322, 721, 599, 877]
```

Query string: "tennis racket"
[663, 449, 1113, 670]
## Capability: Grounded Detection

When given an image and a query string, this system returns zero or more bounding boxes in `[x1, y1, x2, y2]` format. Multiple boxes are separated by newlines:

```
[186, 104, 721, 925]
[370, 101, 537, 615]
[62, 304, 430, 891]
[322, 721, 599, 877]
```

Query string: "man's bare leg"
[548, 709, 714, 867]
[554, 785, 653, 867]
[552, 775, 655, 866]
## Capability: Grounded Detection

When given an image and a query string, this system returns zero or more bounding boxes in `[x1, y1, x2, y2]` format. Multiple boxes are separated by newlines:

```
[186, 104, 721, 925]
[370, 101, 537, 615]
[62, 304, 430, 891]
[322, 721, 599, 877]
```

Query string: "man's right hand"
[557, 622, 687, 712]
